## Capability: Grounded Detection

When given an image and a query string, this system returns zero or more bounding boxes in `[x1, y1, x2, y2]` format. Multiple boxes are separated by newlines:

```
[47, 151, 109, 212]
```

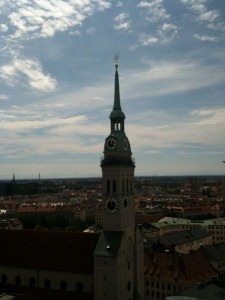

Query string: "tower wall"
[94, 63, 144, 300]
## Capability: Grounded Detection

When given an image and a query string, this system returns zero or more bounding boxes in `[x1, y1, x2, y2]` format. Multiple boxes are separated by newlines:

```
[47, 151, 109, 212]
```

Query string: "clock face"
[105, 198, 119, 213]
[106, 137, 117, 150]
[123, 138, 129, 150]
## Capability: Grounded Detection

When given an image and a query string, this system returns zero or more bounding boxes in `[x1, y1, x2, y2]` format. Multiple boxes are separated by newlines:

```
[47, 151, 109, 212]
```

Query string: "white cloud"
[157, 22, 179, 43]
[181, 0, 223, 31]
[4, 0, 111, 40]
[137, 0, 177, 46]
[86, 27, 95, 34]
[191, 109, 215, 117]
[198, 10, 220, 23]
[0, 115, 87, 132]
[137, 0, 170, 23]
[139, 22, 178, 46]
[116, 2, 123, 7]
[139, 33, 158, 45]
[0, 94, 9, 100]
[114, 13, 131, 31]
[121, 60, 225, 101]
[191, 108, 225, 126]
[190, 4, 206, 14]
[0, 57, 57, 92]
[0, 24, 8, 32]
[193, 34, 218, 42]
[128, 107, 225, 153]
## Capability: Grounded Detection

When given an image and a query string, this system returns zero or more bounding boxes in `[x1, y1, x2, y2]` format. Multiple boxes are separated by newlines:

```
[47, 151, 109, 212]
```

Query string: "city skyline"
[0, 0, 225, 179]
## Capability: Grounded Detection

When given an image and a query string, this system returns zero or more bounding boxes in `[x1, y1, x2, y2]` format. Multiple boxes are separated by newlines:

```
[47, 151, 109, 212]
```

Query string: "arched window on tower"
[60, 281, 67, 291]
[126, 178, 129, 192]
[122, 179, 125, 194]
[113, 180, 116, 193]
[15, 276, 21, 286]
[29, 277, 36, 287]
[118, 122, 121, 131]
[44, 279, 51, 289]
[107, 180, 110, 193]
[76, 282, 83, 293]
[1, 274, 7, 284]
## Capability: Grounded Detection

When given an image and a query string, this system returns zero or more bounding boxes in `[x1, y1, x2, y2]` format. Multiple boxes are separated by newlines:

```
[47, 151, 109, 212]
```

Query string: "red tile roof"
[0, 229, 99, 274]
[145, 250, 217, 285]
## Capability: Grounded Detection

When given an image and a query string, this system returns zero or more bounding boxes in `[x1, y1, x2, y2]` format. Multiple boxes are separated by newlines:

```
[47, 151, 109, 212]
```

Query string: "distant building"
[0, 218, 22, 230]
[199, 243, 225, 281]
[135, 208, 164, 224]
[166, 280, 225, 300]
[150, 217, 225, 244]
[147, 228, 212, 254]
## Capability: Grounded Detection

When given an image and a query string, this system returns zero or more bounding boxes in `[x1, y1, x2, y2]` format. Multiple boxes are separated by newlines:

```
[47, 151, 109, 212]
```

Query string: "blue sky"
[0, 0, 225, 179]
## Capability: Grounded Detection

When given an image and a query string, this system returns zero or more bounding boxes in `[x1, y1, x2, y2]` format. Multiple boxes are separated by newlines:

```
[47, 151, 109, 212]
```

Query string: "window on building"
[76, 282, 83, 293]
[44, 279, 51, 289]
[107, 180, 110, 193]
[15, 276, 21, 285]
[60, 281, 67, 291]
[113, 180, 116, 193]
[127, 281, 131, 291]
[1, 274, 7, 284]
[29, 277, 35, 287]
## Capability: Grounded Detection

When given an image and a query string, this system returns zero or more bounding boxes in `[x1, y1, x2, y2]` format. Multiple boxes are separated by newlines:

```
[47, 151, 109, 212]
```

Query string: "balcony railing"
[100, 156, 135, 167]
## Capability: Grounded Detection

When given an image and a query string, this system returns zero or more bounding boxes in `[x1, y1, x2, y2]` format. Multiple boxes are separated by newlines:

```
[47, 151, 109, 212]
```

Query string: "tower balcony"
[100, 156, 135, 167]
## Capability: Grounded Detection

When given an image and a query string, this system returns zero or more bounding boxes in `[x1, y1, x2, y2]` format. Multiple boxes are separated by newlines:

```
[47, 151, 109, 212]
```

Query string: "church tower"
[94, 60, 144, 300]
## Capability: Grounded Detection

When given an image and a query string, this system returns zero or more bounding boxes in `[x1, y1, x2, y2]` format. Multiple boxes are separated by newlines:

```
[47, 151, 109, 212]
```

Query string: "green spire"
[110, 58, 125, 120]
[114, 65, 121, 110]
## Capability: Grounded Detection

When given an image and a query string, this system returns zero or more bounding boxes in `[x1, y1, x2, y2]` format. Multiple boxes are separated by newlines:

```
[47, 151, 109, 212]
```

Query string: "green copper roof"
[94, 231, 124, 257]
[110, 66, 125, 119]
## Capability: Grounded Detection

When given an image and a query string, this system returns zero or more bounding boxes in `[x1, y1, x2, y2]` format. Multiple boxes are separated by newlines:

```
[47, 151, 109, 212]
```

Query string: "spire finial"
[114, 55, 119, 69]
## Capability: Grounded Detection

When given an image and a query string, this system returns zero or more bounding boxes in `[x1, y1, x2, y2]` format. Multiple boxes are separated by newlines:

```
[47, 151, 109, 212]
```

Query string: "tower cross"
[114, 55, 119, 68]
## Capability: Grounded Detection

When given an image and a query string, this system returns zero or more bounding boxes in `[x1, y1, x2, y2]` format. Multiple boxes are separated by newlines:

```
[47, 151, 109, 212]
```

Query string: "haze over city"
[0, 0, 225, 179]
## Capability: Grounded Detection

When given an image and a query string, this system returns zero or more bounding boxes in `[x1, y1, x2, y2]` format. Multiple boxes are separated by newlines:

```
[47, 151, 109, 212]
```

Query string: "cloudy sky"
[0, 0, 225, 179]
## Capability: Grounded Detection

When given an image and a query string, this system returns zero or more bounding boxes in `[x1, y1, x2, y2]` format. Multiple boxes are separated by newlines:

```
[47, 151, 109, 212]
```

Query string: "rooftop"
[145, 250, 217, 285]
[0, 229, 99, 274]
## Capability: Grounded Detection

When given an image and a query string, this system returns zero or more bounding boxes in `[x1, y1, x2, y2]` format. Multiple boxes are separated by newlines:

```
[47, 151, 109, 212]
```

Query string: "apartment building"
[148, 228, 212, 254]
[150, 217, 225, 244]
